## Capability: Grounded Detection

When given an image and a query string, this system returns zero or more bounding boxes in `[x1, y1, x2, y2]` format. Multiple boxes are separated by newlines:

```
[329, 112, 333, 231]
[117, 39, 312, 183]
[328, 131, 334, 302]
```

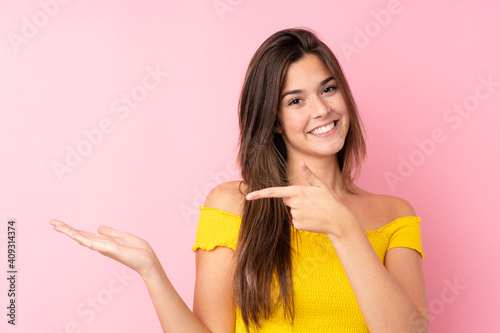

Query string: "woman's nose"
[310, 95, 330, 117]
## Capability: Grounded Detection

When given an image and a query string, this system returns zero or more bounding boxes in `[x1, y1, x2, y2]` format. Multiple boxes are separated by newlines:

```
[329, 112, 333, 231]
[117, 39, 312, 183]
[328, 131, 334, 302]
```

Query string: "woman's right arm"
[50, 220, 235, 332]
[50, 182, 240, 332]
[49, 221, 212, 332]
[193, 247, 236, 332]
[142, 247, 236, 332]
[140, 259, 214, 332]
[192, 181, 245, 331]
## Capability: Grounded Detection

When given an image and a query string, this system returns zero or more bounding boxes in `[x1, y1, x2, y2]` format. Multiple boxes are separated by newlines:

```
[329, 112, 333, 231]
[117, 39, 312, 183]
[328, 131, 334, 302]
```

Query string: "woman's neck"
[286, 154, 344, 193]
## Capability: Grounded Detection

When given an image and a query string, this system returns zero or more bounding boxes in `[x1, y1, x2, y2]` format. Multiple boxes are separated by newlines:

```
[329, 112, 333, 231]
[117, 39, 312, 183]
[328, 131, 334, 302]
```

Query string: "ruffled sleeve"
[386, 216, 425, 259]
[191, 206, 241, 252]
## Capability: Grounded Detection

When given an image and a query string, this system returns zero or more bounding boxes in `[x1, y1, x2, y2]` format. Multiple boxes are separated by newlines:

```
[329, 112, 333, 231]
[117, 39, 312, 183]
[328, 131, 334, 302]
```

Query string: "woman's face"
[276, 53, 350, 160]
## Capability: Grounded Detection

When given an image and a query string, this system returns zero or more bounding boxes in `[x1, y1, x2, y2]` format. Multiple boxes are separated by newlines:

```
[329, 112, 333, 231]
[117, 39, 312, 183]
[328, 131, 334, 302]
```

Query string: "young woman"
[51, 28, 428, 332]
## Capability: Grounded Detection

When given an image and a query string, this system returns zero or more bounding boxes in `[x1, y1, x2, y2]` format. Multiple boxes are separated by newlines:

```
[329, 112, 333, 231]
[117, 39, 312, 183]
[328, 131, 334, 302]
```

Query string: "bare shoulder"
[366, 189, 416, 221]
[203, 180, 247, 216]
[348, 185, 416, 230]
[379, 194, 416, 219]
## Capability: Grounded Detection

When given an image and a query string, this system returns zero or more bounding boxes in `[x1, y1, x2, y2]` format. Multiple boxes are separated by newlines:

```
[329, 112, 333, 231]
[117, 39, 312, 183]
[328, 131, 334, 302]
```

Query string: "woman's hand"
[50, 220, 158, 277]
[51, 220, 216, 332]
[246, 160, 356, 238]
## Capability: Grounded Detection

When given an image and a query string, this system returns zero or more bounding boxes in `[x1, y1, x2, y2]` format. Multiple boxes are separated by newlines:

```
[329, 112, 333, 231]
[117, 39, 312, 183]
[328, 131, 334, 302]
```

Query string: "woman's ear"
[273, 120, 283, 134]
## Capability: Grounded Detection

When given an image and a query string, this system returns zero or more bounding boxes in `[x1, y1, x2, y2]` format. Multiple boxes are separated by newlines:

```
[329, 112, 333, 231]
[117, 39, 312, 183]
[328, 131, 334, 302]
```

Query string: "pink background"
[1, 0, 499, 332]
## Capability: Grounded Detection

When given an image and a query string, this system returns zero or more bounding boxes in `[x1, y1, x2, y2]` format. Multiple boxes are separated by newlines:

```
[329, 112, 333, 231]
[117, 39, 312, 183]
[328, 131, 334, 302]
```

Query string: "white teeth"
[310, 121, 335, 135]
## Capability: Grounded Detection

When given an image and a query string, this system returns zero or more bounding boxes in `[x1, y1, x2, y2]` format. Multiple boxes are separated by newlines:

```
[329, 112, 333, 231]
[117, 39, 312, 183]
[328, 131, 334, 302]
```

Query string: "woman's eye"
[323, 86, 337, 94]
[288, 98, 301, 106]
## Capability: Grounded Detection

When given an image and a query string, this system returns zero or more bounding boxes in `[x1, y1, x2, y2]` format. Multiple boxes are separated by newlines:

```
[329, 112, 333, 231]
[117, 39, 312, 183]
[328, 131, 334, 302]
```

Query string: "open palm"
[50, 220, 158, 276]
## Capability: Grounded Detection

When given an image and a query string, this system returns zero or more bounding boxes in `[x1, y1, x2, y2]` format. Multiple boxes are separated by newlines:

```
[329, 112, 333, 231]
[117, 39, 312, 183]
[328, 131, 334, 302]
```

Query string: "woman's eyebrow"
[320, 76, 336, 86]
[281, 89, 303, 101]
[280, 76, 336, 101]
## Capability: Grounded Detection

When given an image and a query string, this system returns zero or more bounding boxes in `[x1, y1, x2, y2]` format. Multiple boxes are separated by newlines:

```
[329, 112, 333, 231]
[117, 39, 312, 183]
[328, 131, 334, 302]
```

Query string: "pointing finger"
[246, 186, 297, 200]
[300, 160, 324, 187]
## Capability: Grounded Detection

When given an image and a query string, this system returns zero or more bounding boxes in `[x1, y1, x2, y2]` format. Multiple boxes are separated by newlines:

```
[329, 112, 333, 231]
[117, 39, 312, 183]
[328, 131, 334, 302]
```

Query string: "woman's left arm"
[247, 161, 428, 333]
[329, 218, 428, 332]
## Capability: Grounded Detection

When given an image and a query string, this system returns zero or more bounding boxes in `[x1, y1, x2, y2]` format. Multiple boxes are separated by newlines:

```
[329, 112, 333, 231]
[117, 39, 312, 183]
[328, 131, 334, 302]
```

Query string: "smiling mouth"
[308, 120, 337, 135]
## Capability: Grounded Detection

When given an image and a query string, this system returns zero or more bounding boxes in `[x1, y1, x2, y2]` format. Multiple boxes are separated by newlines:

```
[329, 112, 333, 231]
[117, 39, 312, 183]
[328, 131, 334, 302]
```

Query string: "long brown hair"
[235, 28, 366, 331]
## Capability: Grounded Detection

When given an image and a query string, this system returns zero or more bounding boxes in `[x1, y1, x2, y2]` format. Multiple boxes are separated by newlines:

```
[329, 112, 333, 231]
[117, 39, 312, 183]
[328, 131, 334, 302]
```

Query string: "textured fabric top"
[192, 206, 424, 332]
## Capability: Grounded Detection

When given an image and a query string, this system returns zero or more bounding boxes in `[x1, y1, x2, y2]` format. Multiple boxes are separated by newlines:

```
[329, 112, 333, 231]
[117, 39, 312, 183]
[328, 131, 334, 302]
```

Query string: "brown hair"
[235, 28, 366, 331]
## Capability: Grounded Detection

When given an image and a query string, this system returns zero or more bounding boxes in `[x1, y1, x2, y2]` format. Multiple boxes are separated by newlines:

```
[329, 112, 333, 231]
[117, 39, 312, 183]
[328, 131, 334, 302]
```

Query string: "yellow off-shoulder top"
[192, 206, 424, 332]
